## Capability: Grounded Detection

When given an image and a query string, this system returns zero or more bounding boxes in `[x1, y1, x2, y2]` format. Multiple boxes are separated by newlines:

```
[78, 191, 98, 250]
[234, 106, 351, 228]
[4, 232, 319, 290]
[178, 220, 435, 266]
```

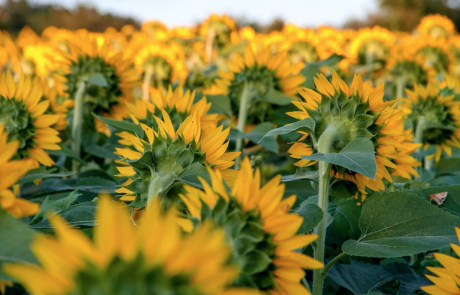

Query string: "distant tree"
[0, 0, 140, 35]
[343, 0, 460, 32]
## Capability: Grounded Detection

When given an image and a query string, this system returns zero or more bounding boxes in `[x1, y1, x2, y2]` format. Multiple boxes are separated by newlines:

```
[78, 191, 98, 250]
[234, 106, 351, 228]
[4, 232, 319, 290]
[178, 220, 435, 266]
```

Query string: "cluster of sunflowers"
[3, 13, 460, 295]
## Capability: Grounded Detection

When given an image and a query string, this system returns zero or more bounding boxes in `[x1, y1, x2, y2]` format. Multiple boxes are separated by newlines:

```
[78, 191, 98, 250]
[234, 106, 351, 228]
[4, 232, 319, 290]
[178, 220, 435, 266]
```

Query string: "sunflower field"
[4, 12, 460, 295]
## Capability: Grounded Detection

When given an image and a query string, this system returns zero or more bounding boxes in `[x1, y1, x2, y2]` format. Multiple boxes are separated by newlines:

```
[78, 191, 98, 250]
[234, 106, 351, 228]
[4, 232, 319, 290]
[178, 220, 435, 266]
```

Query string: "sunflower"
[417, 14, 456, 38]
[401, 83, 460, 162]
[204, 45, 305, 126]
[132, 42, 187, 90]
[180, 158, 323, 294]
[115, 110, 239, 209]
[406, 36, 456, 75]
[57, 31, 139, 128]
[0, 71, 61, 167]
[200, 14, 236, 50]
[287, 72, 420, 198]
[3, 196, 254, 295]
[347, 26, 396, 76]
[421, 227, 460, 295]
[0, 124, 39, 218]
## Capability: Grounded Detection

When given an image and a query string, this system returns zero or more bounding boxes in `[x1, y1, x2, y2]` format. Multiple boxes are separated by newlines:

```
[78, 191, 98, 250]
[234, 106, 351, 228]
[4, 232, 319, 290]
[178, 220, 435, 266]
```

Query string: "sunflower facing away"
[57, 31, 139, 129]
[205, 45, 305, 126]
[0, 71, 61, 167]
[421, 227, 460, 295]
[0, 124, 39, 218]
[180, 158, 323, 295]
[287, 72, 420, 198]
[401, 83, 460, 162]
[417, 14, 456, 38]
[115, 110, 239, 209]
[3, 196, 255, 295]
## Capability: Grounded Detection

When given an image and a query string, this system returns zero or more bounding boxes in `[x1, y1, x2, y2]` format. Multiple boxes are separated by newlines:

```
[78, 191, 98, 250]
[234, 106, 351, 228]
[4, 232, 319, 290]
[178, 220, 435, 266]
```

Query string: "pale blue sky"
[26, 0, 378, 28]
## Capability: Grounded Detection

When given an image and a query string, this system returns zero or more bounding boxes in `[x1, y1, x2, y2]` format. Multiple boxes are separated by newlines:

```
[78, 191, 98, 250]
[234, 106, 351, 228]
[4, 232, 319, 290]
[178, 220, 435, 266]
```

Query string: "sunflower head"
[59, 32, 139, 123]
[407, 36, 455, 75]
[206, 46, 305, 125]
[180, 158, 323, 294]
[116, 110, 239, 209]
[421, 227, 460, 295]
[200, 14, 236, 50]
[0, 123, 39, 218]
[402, 83, 460, 162]
[417, 14, 456, 38]
[4, 196, 253, 295]
[0, 71, 61, 166]
[287, 72, 419, 197]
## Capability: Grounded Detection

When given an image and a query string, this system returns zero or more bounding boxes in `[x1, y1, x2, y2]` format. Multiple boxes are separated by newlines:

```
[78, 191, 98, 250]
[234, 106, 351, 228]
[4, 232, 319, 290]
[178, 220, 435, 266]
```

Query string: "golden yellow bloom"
[0, 71, 61, 166]
[57, 31, 139, 127]
[421, 227, 460, 295]
[200, 14, 236, 50]
[4, 196, 254, 295]
[180, 158, 323, 294]
[0, 124, 39, 218]
[401, 83, 460, 162]
[287, 73, 420, 197]
[417, 14, 456, 38]
[205, 46, 305, 125]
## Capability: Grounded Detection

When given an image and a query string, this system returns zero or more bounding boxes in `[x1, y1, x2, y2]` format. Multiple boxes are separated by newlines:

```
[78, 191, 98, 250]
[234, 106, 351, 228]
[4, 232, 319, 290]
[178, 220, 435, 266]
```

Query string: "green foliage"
[342, 191, 460, 257]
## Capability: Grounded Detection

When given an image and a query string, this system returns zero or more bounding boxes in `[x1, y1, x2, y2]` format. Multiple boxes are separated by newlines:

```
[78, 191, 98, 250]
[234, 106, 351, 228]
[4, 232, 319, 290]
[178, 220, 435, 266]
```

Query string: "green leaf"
[327, 198, 362, 245]
[302, 138, 377, 179]
[281, 169, 319, 182]
[259, 89, 294, 106]
[206, 94, 232, 117]
[16, 166, 72, 185]
[300, 54, 344, 88]
[86, 73, 108, 87]
[0, 208, 38, 281]
[92, 113, 144, 136]
[342, 191, 460, 257]
[175, 162, 211, 189]
[31, 202, 97, 229]
[30, 190, 80, 225]
[406, 184, 460, 215]
[260, 118, 315, 141]
[73, 177, 118, 193]
[295, 202, 323, 234]
[229, 123, 279, 153]
[327, 260, 429, 295]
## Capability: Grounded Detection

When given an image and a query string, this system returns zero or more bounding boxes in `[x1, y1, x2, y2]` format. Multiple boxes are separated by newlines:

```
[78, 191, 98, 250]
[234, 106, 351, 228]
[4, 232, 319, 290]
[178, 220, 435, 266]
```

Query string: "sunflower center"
[68, 255, 203, 295]
[289, 41, 319, 63]
[0, 96, 36, 156]
[228, 65, 282, 124]
[143, 56, 173, 89]
[200, 195, 277, 291]
[65, 55, 122, 116]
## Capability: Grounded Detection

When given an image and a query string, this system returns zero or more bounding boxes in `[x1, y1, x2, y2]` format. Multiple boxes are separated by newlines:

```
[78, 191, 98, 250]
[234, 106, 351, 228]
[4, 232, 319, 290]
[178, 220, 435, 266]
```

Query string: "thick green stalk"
[414, 116, 428, 176]
[395, 77, 405, 99]
[143, 65, 154, 100]
[312, 127, 335, 295]
[71, 80, 86, 175]
[235, 82, 251, 169]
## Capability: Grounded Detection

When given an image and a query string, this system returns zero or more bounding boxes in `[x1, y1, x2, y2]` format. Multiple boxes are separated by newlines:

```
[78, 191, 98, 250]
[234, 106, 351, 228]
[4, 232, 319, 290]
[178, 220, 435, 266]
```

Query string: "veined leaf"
[230, 123, 279, 153]
[206, 94, 232, 118]
[260, 118, 315, 141]
[17, 166, 72, 185]
[327, 198, 362, 246]
[295, 202, 323, 234]
[259, 89, 294, 106]
[92, 113, 144, 136]
[302, 138, 377, 179]
[31, 202, 97, 229]
[30, 190, 81, 225]
[342, 191, 460, 257]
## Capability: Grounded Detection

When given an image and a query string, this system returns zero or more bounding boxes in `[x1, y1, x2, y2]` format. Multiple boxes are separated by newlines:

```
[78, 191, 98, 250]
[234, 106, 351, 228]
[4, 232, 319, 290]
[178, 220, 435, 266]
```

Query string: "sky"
[28, 0, 378, 28]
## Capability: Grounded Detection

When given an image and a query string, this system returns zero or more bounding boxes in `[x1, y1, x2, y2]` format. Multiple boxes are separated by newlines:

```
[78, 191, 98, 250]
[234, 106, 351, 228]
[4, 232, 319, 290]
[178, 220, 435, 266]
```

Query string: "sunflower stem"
[71, 80, 86, 176]
[205, 29, 216, 65]
[312, 127, 335, 295]
[143, 65, 154, 101]
[396, 77, 405, 99]
[235, 81, 252, 169]
[321, 252, 346, 278]
[414, 116, 428, 177]
[301, 277, 312, 293]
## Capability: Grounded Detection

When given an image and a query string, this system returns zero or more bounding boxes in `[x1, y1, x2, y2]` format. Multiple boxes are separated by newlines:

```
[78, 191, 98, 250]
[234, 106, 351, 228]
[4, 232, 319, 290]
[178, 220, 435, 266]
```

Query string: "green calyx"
[289, 41, 319, 64]
[0, 96, 36, 157]
[65, 55, 122, 116]
[143, 56, 173, 89]
[358, 40, 389, 67]
[68, 255, 203, 295]
[391, 60, 429, 88]
[228, 66, 282, 125]
[411, 96, 456, 145]
[120, 135, 206, 210]
[416, 46, 450, 73]
[197, 195, 277, 291]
